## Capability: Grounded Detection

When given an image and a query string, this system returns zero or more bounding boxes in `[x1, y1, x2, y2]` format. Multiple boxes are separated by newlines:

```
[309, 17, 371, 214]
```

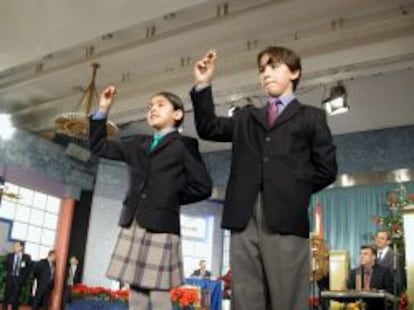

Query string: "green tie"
[150, 133, 162, 151]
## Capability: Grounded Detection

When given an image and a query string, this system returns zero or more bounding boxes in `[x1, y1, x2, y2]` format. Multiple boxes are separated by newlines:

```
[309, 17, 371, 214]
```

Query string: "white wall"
[82, 160, 127, 287]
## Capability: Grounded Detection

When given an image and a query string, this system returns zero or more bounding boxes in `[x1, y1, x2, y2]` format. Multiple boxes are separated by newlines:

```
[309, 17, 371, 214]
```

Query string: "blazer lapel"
[251, 106, 269, 131]
[150, 131, 180, 155]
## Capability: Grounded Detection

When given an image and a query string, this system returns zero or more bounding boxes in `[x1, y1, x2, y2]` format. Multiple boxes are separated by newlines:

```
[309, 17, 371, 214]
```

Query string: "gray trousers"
[230, 195, 310, 310]
[130, 286, 172, 310]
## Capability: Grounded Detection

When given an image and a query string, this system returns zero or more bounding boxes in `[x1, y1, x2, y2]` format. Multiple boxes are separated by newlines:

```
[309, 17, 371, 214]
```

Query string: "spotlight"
[0, 114, 15, 140]
[322, 83, 349, 115]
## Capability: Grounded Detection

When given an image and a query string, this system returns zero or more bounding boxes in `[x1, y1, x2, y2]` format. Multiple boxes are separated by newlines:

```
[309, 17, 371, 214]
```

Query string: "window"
[0, 182, 61, 260]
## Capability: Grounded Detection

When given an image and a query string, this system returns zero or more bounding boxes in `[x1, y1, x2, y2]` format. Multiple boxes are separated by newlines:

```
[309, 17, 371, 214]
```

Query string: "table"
[321, 290, 399, 309]
[66, 300, 128, 310]
[184, 278, 222, 310]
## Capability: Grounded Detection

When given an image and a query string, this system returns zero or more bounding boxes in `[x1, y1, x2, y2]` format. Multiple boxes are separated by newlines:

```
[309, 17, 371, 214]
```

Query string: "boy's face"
[147, 95, 183, 130]
[258, 53, 300, 97]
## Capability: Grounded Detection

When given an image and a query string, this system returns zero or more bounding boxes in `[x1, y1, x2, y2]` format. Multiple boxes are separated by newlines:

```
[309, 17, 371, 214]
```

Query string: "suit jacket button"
[263, 157, 269, 162]
[265, 136, 271, 142]
[141, 193, 147, 199]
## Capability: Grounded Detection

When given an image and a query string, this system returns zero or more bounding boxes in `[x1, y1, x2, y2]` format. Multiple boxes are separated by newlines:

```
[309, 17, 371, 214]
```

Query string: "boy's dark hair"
[257, 46, 302, 91]
[153, 91, 185, 127]
[360, 244, 377, 256]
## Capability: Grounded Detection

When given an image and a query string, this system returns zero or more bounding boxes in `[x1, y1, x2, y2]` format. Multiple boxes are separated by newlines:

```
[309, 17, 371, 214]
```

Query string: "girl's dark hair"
[257, 46, 302, 91]
[153, 91, 185, 127]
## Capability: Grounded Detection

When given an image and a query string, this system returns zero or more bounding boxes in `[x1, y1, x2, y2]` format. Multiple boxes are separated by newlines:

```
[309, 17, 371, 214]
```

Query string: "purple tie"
[268, 98, 280, 127]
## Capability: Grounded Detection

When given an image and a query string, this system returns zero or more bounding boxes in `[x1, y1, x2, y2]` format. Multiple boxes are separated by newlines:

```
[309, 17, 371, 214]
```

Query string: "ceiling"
[0, 0, 413, 152]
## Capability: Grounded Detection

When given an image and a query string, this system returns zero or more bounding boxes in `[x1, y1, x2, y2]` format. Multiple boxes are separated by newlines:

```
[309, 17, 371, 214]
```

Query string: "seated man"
[190, 260, 212, 279]
[348, 244, 393, 309]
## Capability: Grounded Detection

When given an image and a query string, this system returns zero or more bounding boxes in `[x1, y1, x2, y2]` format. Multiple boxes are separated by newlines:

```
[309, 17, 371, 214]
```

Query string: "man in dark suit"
[32, 250, 56, 310]
[191, 47, 337, 310]
[2, 240, 32, 310]
[62, 256, 82, 309]
[190, 260, 212, 279]
[375, 230, 405, 294]
[348, 245, 393, 309]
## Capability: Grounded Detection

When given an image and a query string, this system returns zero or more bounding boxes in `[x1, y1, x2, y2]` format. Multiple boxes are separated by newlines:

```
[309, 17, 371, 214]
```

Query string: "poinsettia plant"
[170, 286, 200, 309]
[372, 185, 413, 309]
[372, 185, 414, 256]
[71, 284, 129, 303]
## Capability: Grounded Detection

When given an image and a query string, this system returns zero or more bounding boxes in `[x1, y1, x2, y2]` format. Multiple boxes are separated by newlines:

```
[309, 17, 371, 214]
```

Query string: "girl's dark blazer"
[89, 117, 212, 235]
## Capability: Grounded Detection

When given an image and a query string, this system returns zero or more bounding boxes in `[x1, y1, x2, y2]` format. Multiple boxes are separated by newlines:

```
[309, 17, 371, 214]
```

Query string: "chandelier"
[54, 63, 118, 139]
[0, 185, 20, 200]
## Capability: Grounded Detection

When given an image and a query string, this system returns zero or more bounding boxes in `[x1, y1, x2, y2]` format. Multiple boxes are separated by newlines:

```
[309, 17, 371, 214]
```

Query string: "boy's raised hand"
[193, 50, 218, 88]
[98, 85, 116, 114]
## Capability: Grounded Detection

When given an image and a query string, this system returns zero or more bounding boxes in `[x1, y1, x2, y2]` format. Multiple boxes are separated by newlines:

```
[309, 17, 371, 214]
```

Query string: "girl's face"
[147, 95, 183, 130]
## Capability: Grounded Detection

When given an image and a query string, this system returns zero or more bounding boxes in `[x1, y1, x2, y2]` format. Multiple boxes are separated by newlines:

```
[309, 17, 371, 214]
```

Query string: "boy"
[89, 86, 212, 309]
[190, 47, 337, 309]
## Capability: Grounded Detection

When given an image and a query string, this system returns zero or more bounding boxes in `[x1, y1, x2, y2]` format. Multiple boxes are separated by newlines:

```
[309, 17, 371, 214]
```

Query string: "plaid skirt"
[106, 220, 184, 290]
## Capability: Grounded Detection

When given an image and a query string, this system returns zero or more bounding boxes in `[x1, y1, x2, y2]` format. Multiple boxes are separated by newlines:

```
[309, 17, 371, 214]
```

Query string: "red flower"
[392, 224, 401, 233]
[399, 292, 408, 310]
[372, 216, 381, 225]
[308, 297, 319, 307]
[170, 287, 200, 309]
[71, 284, 128, 303]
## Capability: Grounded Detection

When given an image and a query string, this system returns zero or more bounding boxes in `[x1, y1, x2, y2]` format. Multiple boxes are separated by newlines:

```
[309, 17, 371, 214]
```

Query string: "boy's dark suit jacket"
[33, 259, 55, 296]
[191, 87, 337, 237]
[4, 252, 32, 284]
[89, 117, 212, 235]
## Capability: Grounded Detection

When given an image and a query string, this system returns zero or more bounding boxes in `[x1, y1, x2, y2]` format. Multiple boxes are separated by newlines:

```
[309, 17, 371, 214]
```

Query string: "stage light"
[322, 83, 349, 115]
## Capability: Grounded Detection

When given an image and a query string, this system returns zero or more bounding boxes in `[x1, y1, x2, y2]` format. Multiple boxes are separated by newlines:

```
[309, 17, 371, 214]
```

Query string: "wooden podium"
[328, 250, 350, 309]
